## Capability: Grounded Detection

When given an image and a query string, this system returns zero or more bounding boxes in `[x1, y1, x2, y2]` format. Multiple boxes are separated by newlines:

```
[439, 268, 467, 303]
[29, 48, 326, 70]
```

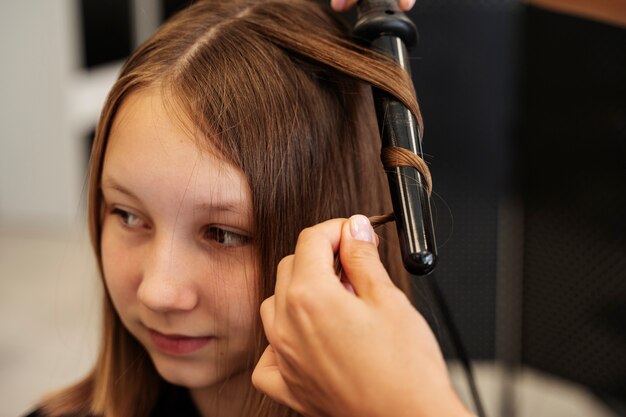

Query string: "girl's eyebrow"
[194, 201, 246, 214]
[101, 177, 141, 202]
[101, 177, 247, 214]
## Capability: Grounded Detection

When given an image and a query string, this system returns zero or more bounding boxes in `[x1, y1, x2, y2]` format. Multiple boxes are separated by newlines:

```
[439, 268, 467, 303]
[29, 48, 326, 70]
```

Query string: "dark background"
[405, 1, 626, 410]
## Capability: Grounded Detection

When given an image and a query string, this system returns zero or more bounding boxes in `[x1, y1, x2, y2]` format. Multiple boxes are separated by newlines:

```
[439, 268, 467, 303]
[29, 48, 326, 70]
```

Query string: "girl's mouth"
[148, 329, 214, 355]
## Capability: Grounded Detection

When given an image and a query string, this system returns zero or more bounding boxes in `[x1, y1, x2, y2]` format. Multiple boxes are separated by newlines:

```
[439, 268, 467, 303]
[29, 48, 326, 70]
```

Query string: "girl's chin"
[150, 353, 249, 390]
[150, 355, 211, 387]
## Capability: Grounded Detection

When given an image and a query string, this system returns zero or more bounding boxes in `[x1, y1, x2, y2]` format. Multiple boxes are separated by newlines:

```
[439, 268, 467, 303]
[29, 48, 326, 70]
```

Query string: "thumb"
[339, 215, 395, 298]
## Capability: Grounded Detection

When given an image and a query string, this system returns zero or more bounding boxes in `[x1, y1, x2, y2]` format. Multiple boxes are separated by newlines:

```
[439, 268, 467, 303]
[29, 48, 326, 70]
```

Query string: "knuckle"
[276, 255, 293, 277]
[285, 284, 320, 315]
[296, 226, 316, 246]
[250, 366, 262, 387]
[259, 297, 271, 315]
[349, 243, 377, 264]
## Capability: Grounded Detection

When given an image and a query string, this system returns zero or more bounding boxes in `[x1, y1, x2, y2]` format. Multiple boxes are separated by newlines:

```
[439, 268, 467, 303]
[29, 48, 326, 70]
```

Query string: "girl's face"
[100, 90, 257, 389]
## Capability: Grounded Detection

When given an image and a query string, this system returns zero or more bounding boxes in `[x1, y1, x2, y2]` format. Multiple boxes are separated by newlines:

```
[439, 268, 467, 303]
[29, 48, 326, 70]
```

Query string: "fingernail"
[332, 0, 346, 11]
[403, 0, 416, 10]
[350, 215, 374, 243]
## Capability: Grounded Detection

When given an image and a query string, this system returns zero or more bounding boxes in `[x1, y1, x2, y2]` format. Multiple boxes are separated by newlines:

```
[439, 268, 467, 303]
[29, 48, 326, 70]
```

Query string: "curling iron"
[353, 0, 437, 275]
[353, 7, 488, 415]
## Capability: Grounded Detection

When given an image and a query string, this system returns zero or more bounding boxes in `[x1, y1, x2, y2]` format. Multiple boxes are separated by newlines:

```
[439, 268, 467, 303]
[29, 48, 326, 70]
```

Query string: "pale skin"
[252, 216, 474, 417]
[101, 89, 257, 417]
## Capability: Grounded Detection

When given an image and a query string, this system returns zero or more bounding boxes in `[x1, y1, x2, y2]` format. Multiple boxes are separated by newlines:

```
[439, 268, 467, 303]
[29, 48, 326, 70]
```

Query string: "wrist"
[403, 382, 475, 417]
[419, 385, 475, 417]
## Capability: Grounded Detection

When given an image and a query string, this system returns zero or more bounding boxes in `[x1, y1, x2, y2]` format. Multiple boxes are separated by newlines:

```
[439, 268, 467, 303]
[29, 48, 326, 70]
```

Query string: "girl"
[31, 1, 422, 416]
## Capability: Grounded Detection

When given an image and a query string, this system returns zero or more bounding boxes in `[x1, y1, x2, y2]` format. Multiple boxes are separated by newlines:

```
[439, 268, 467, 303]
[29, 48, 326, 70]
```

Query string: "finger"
[330, 0, 350, 12]
[399, 0, 416, 11]
[259, 296, 276, 343]
[339, 272, 356, 294]
[273, 255, 294, 314]
[339, 215, 395, 298]
[252, 346, 305, 414]
[292, 218, 347, 282]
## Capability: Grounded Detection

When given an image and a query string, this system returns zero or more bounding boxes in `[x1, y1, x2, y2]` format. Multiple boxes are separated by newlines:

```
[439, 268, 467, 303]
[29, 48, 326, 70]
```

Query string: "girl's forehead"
[102, 89, 252, 216]
[107, 89, 232, 173]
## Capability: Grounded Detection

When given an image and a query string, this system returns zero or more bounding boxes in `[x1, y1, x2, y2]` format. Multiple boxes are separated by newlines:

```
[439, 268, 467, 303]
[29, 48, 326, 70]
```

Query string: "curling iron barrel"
[353, 0, 437, 275]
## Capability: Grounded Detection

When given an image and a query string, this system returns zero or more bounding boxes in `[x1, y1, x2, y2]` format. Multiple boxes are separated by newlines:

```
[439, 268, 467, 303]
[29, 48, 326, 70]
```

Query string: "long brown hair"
[39, 1, 422, 416]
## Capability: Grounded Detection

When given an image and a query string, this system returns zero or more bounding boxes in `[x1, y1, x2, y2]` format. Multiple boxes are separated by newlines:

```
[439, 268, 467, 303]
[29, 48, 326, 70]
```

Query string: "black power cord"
[425, 276, 487, 417]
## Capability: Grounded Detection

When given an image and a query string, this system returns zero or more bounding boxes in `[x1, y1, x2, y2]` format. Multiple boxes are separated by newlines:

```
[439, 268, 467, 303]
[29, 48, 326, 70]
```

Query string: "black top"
[24, 385, 201, 417]
[151, 385, 201, 417]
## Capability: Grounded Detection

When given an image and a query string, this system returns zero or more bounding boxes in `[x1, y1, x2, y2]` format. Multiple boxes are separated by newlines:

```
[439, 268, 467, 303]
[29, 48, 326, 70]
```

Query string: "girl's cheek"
[101, 225, 142, 303]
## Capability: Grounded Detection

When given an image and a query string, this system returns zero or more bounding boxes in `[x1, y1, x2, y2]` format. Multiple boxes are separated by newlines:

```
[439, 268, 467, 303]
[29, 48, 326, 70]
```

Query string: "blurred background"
[0, 0, 624, 416]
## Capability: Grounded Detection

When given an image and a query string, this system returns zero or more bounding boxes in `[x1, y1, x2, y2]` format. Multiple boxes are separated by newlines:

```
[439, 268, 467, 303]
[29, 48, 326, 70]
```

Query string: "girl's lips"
[148, 329, 214, 355]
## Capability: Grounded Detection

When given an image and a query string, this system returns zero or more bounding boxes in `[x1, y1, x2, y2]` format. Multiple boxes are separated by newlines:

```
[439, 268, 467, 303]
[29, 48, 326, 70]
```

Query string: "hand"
[331, 0, 416, 12]
[252, 215, 472, 417]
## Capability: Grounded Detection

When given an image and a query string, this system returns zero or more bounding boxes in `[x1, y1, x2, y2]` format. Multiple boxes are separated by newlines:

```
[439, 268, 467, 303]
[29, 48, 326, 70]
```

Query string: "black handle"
[353, 0, 418, 47]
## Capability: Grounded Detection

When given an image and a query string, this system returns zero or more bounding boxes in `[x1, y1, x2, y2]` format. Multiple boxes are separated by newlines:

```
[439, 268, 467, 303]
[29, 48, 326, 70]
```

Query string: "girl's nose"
[137, 238, 199, 313]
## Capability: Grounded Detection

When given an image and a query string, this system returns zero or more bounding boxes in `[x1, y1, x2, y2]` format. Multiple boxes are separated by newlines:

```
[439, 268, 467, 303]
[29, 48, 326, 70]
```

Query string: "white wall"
[0, 0, 119, 232]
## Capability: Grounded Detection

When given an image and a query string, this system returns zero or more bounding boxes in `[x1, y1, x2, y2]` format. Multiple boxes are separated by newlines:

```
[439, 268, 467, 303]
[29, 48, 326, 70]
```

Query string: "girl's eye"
[111, 208, 146, 229]
[204, 226, 250, 247]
